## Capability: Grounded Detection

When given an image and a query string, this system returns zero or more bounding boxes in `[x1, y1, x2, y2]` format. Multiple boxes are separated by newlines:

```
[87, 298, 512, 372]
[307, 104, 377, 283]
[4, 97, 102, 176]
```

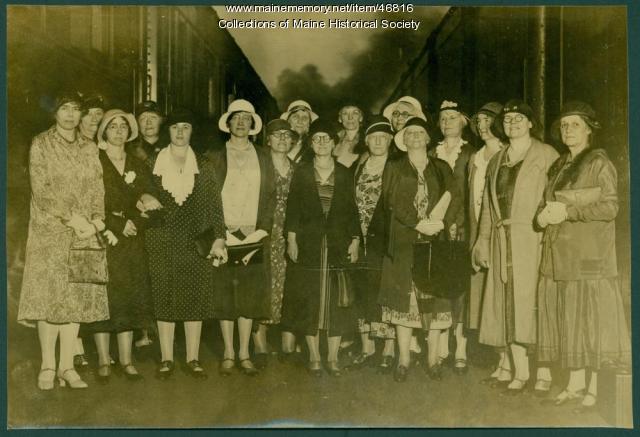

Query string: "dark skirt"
[353, 246, 384, 325]
[537, 274, 631, 369]
[85, 236, 154, 333]
[281, 237, 356, 337]
[213, 260, 271, 320]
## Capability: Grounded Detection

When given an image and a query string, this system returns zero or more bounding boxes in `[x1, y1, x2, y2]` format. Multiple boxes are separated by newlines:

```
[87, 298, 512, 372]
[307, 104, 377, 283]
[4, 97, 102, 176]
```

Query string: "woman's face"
[561, 115, 591, 149]
[476, 113, 496, 141]
[268, 129, 294, 154]
[105, 116, 130, 147]
[55, 102, 82, 130]
[288, 110, 311, 135]
[403, 125, 429, 150]
[439, 109, 465, 138]
[169, 122, 192, 147]
[311, 132, 335, 157]
[366, 132, 392, 157]
[138, 112, 162, 140]
[228, 112, 253, 138]
[338, 106, 363, 131]
[391, 102, 416, 132]
[503, 112, 532, 139]
[80, 108, 104, 138]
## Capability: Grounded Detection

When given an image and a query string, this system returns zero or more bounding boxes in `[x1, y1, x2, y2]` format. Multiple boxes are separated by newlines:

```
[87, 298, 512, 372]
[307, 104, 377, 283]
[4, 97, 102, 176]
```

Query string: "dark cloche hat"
[165, 108, 196, 128]
[365, 115, 394, 136]
[135, 100, 163, 118]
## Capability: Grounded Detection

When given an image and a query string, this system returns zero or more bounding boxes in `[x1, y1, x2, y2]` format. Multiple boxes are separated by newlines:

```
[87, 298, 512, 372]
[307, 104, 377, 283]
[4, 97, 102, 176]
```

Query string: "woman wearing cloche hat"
[209, 99, 276, 377]
[473, 99, 559, 395]
[280, 118, 361, 378]
[146, 108, 227, 381]
[536, 101, 630, 410]
[86, 108, 159, 383]
[281, 99, 318, 164]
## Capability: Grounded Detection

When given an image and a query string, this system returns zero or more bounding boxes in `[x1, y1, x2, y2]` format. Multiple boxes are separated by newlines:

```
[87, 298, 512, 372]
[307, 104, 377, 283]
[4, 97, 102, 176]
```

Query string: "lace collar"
[436, 138, 466, 169]
[152, 145, 199, 206]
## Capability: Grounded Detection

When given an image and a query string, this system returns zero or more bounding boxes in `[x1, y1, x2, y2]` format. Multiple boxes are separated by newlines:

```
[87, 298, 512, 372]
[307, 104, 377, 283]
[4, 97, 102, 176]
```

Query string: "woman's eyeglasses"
[392, 111, 413, 119]
[503, 114, 526, 124]
[312, 135, 332, 144]
[270, 131, 293, 139]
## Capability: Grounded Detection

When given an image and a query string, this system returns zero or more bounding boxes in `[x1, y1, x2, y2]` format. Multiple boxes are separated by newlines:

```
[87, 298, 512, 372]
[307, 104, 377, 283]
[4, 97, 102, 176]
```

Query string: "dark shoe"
[183, 360, 208, 379]
[501, 378, 529, 396]
[155, 360, 174, 380]
[393, 365, 409, 382]
[426, 364, 443, 381]
[326, 361, 342, 377]
[377, 355, 394, 374]
[453, 359, 468, 375]
[219, 358, 235, 377]
[410, 351, 422, 367]
[74, 354, 89, 369]
[254, 353, 268, 370]
[117, 363, 144, 382]
[95, 364, 111, 385]
[307, 360, 323, 377]
[238, 359, 259, 376]
[347, 352, 375, 370]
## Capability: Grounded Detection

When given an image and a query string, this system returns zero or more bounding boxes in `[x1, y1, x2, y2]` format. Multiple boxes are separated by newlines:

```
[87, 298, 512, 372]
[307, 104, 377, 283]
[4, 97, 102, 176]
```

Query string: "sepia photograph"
[5, 2, 634, 429]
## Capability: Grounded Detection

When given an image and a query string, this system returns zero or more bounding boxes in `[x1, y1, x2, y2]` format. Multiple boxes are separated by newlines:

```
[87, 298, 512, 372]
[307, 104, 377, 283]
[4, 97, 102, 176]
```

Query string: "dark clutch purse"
[227, 241, 265, 266]
[412, 240, 470, 300]
[68, 234, 108, 284]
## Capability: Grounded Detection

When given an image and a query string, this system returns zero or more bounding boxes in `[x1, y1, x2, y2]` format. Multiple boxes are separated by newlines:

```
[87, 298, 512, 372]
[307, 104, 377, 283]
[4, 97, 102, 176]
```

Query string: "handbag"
[227, 241, 265, 266]
[68, 233, 108, 284]
[335, 268, 354, 308]
[412, 239, 470, 299]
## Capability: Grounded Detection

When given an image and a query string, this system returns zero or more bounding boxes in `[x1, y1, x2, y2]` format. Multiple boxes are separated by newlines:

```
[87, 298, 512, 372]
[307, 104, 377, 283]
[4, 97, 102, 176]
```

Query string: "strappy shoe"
[573, 392, 597, 414]
[533, 379, 552, 397]
[238, 359, 259, 376]
[346, 352, 375, 370]
[73, 354, 89, 369]
[325, 361, 342, 377]
[219, 358, 235, 377]
[393, 365, 409, 382]
[37, 368, 56, 391]
[541, 388, 585, 406]
[117, 363, 144, 382]
[501, 378, 529, 396]
[57, 368, 88, 389]
[155, 360, 174, 380]
[95, 364, 111, 385]
[453, 359, 468, 375]
[426, 364, 443, 381]
[183, 360, 208, 379]
[377, 355, 394, 374]
[307, 360, 323, 377]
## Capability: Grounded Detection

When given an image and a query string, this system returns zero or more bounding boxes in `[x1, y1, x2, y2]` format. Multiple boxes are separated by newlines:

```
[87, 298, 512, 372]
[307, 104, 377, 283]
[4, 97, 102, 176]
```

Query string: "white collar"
[436, 138, 466, 168]
[153, 145, 199, 206]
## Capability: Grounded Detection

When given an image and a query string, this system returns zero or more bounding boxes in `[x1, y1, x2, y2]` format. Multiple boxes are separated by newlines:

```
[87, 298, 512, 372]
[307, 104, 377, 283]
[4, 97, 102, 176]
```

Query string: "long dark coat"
[89, 150, 155, 332]
[280, 161, 361, 336]
[378, 155, 461, 313]
[352, 157, 390, 322]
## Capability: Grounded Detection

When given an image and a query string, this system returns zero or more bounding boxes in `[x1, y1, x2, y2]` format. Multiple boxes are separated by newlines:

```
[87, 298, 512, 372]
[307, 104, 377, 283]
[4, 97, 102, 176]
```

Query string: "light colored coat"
[476, 138, 558, 346]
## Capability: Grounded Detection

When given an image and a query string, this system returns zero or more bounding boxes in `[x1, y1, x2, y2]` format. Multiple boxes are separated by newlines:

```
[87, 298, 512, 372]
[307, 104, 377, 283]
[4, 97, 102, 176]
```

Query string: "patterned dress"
[145, 153, 225, 321]
[18, 127, 109, 325]
[264, 164, 294, 325]
[381, 165, 428, 329]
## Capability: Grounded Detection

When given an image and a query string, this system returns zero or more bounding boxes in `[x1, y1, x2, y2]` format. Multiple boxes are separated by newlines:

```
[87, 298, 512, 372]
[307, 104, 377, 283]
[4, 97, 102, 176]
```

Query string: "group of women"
[18, 89, 630, 412]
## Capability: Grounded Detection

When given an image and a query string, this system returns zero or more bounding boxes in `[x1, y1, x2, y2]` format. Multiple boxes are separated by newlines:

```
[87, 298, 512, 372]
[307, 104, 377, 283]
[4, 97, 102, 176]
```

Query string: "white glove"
[416, 219, 444, 236]
[103, 230, 119, 246]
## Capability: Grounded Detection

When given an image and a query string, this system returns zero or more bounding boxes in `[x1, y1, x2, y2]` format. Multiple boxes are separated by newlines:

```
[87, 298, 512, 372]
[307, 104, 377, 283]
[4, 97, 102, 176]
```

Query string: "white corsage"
[124, 171, 136, 184]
